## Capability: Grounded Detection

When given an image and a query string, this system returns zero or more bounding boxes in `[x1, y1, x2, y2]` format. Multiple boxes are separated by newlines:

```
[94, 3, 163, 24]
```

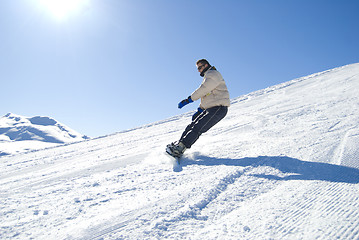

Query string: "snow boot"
[166, 141, 186, 158]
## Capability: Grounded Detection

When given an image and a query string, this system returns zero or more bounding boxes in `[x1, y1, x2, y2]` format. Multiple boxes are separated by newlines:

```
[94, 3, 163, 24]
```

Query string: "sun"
[38, 0, 89, 21]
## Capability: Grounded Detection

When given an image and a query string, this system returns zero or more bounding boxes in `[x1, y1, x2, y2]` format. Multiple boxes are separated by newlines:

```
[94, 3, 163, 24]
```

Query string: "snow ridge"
[0, 113, 89, 156]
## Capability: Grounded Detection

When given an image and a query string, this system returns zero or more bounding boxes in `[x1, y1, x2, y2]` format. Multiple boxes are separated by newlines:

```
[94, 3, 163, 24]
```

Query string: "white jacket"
[191, 67, 230, 109]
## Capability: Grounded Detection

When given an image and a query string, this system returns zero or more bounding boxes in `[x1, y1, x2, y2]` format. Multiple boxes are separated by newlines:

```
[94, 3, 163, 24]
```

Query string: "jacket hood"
[200, 66, 216, 77]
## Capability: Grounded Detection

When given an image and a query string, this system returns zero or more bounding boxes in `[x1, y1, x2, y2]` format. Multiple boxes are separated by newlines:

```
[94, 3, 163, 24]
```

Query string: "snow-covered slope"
[1, 63, 359, 239]
[0, 113, 89, 156]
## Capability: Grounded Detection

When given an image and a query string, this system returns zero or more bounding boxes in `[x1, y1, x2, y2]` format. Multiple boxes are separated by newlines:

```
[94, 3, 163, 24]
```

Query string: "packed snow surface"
[0, 113, 89, 156]
[1, 63, 359, 239]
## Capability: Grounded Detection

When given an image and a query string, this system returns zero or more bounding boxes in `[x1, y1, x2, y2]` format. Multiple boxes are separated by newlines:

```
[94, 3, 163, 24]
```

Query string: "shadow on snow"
[182, 154, 359, 184]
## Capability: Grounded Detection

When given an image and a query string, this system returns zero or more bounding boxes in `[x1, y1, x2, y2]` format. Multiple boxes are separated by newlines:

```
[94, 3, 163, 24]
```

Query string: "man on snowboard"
[166, 59, 230, 158]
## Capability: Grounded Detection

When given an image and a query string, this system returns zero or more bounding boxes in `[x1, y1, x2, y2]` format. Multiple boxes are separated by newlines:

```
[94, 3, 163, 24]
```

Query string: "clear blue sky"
[1, 0, 358, 137]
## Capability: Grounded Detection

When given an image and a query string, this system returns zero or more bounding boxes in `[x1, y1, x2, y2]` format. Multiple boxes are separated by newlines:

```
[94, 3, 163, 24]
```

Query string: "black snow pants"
[179, 106, 228, 149]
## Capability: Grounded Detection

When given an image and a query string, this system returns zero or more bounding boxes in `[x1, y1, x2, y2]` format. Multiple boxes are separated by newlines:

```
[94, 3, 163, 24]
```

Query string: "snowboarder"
[166, 59, 230, 159]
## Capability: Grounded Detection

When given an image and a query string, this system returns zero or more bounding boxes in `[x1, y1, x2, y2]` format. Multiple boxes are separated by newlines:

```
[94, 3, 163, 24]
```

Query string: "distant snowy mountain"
[1, 63, 359, 239]
[0, 113, 89, 156]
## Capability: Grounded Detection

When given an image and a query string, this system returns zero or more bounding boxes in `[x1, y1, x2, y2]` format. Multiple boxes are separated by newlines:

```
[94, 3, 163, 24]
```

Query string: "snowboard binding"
[166, 142, 186, 159]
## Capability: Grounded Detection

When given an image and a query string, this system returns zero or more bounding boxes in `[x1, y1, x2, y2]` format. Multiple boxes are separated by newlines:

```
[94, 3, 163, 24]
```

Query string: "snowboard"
[165, 146, 182, 172]
[165, 147, 181, 164]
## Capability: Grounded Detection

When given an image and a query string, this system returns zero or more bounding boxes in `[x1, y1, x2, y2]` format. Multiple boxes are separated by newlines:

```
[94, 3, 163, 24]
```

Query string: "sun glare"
[38, 0, 89, 21]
